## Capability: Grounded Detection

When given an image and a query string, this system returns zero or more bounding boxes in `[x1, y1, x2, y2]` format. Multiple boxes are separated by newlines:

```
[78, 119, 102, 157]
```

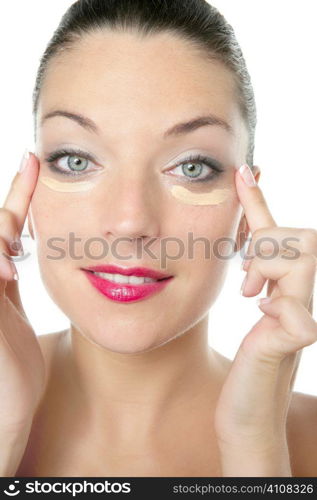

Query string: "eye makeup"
[39, 176, 96, 192]
[169, 185, 231, 205]
[40, 146, 230, 201]
[165, 153, 230, 205]
[40, 147, 103, 192]
[44, 148, 225, 180]
[44, 147, 98, 177]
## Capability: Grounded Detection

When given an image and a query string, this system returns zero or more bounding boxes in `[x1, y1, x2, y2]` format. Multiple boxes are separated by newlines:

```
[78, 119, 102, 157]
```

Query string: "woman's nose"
[101, 177, 161, 241]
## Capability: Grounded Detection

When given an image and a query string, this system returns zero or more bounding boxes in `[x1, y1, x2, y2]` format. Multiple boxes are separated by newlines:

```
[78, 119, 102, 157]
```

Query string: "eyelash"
[44, 148, 225, 182]
[45, 148, 97, 177]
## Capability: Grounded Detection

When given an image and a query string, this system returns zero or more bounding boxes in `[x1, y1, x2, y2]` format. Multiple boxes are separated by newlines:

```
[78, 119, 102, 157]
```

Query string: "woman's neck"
[59, 316, 224, 449]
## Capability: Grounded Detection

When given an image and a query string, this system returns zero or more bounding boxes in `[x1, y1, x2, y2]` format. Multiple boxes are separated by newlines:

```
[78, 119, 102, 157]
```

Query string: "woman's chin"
[75, 325, 171, 355]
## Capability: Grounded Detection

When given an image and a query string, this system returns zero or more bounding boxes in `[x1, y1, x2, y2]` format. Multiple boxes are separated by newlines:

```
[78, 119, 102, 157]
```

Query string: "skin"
[28, 31, 249, 473]
[0, 30, 316, 476]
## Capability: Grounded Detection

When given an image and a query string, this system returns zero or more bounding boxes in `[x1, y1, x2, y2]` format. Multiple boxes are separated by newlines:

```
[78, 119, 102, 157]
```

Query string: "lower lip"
[82, 270, 173, 303]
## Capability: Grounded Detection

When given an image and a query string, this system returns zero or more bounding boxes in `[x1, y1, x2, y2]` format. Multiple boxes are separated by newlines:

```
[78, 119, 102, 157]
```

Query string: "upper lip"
[82, 265, 172, 281]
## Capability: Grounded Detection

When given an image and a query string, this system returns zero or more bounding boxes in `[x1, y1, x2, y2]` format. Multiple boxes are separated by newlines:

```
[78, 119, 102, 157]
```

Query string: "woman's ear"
[234, 165, 261, 253]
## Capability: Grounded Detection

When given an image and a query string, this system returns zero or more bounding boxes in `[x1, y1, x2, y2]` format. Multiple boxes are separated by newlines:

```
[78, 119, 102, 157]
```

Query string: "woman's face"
[29, 31, 248, 353]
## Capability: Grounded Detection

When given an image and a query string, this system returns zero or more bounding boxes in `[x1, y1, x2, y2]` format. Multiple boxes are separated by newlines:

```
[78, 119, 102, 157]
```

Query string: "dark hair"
[32, 0, 257, 167]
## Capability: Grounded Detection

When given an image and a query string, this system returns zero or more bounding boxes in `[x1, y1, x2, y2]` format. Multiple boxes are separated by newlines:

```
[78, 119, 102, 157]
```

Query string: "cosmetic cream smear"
[170, 185, 231, 206]
[40, 176, 231, 204]
[40, 176, 95, 192]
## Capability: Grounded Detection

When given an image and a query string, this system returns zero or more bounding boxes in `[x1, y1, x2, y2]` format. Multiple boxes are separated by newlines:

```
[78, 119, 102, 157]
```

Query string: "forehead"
[40, 31, 238, 116]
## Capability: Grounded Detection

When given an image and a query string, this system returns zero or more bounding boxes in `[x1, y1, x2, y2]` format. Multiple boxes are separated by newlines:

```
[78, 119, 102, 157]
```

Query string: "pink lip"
[81, 265, 173, 303]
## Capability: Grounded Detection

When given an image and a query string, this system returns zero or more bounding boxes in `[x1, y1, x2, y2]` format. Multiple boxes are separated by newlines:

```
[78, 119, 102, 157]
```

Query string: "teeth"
[92, 272, 157, 284]
[129, 275, 146, 285]
[144, 277, 156, 283]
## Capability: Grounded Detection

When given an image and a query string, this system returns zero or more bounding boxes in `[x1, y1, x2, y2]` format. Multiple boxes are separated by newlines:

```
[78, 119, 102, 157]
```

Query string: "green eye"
[68, 155, 89, 172]
[182, 162, 203, 178]
[45, 148, 98, 177]
[170, 154, 225, 183]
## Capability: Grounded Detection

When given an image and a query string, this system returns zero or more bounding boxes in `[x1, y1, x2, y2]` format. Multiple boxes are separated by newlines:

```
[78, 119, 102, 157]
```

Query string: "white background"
[0, 1, 316, 395]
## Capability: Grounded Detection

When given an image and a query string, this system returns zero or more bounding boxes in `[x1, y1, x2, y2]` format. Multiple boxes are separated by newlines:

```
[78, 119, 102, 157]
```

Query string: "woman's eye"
[169, 155, 224, 182]
[44, 150, 224, 181]
[59, 155, 90, 173]
[45, 150, 98, 177]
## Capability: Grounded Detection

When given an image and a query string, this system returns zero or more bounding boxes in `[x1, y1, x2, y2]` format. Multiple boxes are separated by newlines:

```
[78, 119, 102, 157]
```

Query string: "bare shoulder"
[287, 391, 317, 477]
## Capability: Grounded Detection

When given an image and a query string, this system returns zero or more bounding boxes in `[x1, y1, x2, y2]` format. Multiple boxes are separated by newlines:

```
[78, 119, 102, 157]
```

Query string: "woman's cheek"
[28, 184, 82, 263]
[28, 185, 54, 244]
[178, 197, 241, 300]
[182, 194, 240, 259]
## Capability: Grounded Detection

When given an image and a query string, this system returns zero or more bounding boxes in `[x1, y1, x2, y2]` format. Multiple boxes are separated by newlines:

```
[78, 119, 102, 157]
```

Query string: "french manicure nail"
[18, 149, 30, 173]
[238, 164, 257, 187]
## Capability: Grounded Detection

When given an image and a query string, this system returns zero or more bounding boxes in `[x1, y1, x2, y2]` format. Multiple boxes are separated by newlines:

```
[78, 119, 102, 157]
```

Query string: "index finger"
[235, 163, 277, 234]
[2, 151, 39, 236]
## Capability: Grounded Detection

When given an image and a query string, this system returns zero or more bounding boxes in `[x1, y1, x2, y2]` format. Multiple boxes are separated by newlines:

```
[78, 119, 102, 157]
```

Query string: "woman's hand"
[214, 163, 317, 477]
[0, 152, 45, 473]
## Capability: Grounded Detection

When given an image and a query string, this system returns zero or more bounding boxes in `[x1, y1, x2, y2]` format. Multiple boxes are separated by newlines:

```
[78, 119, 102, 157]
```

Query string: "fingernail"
[18, 149, 30, 173]
[240, 275, 247, 295]
[238, 164, 257, 187]
[256, 297, 272, 306]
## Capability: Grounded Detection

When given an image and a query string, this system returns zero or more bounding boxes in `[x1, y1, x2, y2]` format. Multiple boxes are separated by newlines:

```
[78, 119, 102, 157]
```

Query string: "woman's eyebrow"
[40, 110, 235, 137]
[41, 110, 98, 134]
[163, 114, 234, 138]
